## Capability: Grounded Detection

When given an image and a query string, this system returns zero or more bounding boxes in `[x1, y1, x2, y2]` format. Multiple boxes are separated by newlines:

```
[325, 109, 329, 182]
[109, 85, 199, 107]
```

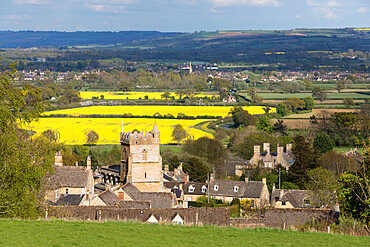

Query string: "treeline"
[43, 113, 221, 120]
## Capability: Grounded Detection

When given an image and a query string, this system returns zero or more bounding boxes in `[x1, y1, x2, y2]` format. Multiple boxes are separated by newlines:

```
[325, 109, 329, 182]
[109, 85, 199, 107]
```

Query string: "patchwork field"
[80, 91, 219, 100]
[28, 118, 211, 144]
[44, 105, 274, 117]
[0, 220, 369, 247]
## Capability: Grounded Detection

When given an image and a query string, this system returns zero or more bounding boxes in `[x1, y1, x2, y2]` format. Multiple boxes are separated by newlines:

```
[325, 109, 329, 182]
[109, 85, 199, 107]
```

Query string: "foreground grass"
[0, 220, 369, 247]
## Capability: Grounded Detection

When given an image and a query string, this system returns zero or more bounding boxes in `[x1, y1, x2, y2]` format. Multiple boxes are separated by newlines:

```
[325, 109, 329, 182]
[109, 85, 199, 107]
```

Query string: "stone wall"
[47, 206, 230, 226]
[265, 208, 337, 228]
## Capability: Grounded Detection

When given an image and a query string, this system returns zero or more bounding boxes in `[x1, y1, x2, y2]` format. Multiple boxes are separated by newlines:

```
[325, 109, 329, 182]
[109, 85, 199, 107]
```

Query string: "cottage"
[248, 143, 294, 170]
[271, 189, 314, 209]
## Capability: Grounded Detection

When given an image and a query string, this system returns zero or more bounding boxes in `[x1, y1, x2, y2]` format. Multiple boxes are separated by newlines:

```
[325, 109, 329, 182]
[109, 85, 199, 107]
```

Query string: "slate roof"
[50, 166, 89, 188]
[271, 189, 312, 208]
[98, 190, 119, 206]
[122, 182, 173, 208]
[53, 194, 84, 206]
[209, 179, 264, 198]
[164, 181, 183, 199]
[183, 182, 207, 195]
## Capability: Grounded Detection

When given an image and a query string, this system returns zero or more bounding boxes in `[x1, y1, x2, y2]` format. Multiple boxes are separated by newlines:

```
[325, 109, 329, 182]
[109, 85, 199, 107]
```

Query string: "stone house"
[248, 143, 294, 170]
[208, 179, 270, 208]
[222, 95, 237, 103]
[46, 153, 94, 206]
[271, 189, 314, 209]
[183, 182, 208, 205]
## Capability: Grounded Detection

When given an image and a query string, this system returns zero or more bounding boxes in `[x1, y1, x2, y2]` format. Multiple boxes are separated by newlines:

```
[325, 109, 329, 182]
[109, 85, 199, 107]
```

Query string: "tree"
[276, 103, 288, 116]
[256, 116, 272, 133]
[175, 89, 186, 100]
[273, 120, 288, 136]
[0, 59, 54, 218]
[85, 129, 99, 146]
[313, 132, 335, 154]
[288, 136, 320, 189]
[343, 97, 355, 107]
[116, 80, 133, 93]
[312, 87, 327, 102]
[161, 92, 172, 100]
[284, 97, 305, 112]
[307, 168, 340, 208]
[229, 106, 256, 128]
[41, 129, 59, 142]
[303, 96, 315, 111]
[320, 150, 359, 178]
[335, 81, 345, 93]
[171, 124, 188, 144]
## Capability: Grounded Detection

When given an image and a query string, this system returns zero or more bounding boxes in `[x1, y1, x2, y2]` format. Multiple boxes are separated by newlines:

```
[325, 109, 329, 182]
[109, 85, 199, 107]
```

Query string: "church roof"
[151, 122, 160, 133]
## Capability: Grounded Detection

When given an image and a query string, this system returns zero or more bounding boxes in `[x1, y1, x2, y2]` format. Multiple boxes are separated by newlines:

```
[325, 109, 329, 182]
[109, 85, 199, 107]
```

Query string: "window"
[66, 188, 69, 194]
[264, 163, 268, 168]
[144, 172, 147, 179]
[282, 201, 286, 206]
[275, 197, 280, 201]
[214, 185, 219, 191]
[233, 186, 239, 192]
[251, 200, 255, 208]
[304, 199, 310, 206]
[142, 150, 147, 160]
[188, 197, 193, 201]
[201, 186, 207, 193]
[269, 163, 272, 168]
[188, 185, 195, 193]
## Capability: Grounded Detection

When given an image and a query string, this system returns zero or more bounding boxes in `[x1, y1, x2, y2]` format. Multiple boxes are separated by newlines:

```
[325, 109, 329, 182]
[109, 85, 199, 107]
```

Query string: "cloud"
[13, 0, 51, 4]
[357, 7, 369, 13]
[210, 0, 279, 7]
[85, 3, 127, 13]
[306, 0, 340, 19]
[0, 14, 32, 20]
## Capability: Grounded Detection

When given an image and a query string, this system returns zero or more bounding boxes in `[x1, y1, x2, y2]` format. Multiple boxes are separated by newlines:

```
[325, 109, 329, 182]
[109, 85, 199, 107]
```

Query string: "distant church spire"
[152, 121, 160, 133]
[189, 62, 192, 74]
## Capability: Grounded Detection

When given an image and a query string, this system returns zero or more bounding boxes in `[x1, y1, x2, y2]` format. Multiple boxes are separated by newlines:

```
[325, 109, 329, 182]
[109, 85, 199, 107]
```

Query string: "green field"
[0, 220, 368, 247]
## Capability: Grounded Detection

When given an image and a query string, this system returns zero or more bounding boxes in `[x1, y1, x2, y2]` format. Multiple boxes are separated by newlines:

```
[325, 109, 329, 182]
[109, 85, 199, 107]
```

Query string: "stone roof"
[122, 182, 173, 208]
[50, 166, 89, 188]
[98, 190, 119, 206]
[209, 179, 264, 198]
[53, 194, 84, 206]
[271, 189, 312, 208]
[152, 122, 160, 133]
[183, 182, 207, 195]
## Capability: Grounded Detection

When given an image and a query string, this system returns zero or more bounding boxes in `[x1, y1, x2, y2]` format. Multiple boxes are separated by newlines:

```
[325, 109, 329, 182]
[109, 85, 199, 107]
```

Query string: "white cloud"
[86, 3, 127, 13]
[0, 14, 32, 20]
[306, 0, 341, 19]
[84, 0, 136, 4]
[210, 0, 279, 7]
[13, 0, 51, 4]
[357, 7, 369, 13]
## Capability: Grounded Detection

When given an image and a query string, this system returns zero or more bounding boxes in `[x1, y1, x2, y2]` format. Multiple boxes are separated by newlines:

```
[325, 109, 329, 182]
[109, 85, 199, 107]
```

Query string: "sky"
[0, 0, 369, 32]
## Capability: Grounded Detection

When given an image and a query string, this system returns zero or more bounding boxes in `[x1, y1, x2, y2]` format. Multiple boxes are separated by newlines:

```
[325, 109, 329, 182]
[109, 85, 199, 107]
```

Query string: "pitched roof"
[122, 182, 141, 198]
[271, 189, 312, 208]
[98, 190, 119, 206]
[151, 122, 160, 133]
[53, 194, 84, 206]
[50, 166, 89, 188]
[183, 182, 207, 195]
[209, 179, 264, 198]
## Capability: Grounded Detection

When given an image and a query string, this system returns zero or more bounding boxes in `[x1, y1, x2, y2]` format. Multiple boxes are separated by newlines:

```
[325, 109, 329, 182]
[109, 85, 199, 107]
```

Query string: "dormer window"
[233, 186, 239, 192]
[142, 150, 147, 160]
[214, 185, 219, 191]
[188, 185, 195, 193]
[201, 186, 207, 193]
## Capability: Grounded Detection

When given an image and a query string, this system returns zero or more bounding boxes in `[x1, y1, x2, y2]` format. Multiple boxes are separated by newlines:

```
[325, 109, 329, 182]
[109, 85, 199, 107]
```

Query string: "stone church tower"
[120, 122, 168, 192]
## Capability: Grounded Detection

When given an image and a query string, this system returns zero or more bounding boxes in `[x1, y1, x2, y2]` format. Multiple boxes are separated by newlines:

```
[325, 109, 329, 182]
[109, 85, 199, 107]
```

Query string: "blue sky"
[0, 0, 369, 32]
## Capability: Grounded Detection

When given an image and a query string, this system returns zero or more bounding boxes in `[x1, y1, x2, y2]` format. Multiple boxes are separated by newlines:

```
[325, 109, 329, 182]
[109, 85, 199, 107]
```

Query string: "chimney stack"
[87, 155, 91, 170]
[263, 143, 270, 154]
[286, 143, 292, 153]
[262, 177, 267, 184]
[55, 151, 63, 166]
[164, 165, 169, 172]
[272, 183, 276, 191]
[210, 172, 215, 182]
[245, 177, 249, 183]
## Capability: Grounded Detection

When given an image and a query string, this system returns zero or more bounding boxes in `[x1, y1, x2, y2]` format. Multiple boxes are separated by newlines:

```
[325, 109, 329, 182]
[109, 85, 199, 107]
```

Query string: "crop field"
[1, 220, 369, 247]
[80, 91, 219, 100]
[27, 118, 211, 144]
[44, 105, 274, 117]
[254, 92, 368, 100]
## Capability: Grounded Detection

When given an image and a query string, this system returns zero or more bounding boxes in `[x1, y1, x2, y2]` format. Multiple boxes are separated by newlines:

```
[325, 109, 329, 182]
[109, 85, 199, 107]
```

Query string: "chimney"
[254, 145, 260, 156]
[262, 177, 267, 184]
[87, 155, 91, 170]
[245, 177, 249, 183]
[277, 146, 284, 156]
[55, 151, 63, 166]
[286, 143, 292, 153]
[210, 172, 215, 182]
[164, 165, 169, 172]
[75, 161, 79, 166]
[272, 183, 276, 191]
[263, 143, 270, 154]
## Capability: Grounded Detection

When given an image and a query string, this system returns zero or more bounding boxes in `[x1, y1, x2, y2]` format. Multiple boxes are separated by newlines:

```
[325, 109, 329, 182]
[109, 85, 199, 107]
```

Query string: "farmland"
[44, 105, 273, 117]
[80, 91, 219, 100]
[0, 220, 369, 247]
[28, 118, 212, 144]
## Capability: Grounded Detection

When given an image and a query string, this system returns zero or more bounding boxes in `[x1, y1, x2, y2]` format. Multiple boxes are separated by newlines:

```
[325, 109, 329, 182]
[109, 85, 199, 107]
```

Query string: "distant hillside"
[0, 31, 181, 48]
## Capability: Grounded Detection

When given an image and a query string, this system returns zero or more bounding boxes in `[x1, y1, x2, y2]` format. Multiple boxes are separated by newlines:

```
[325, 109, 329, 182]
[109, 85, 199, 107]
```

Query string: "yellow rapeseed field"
[80, 91, 218, 100]
[44, 105, 275, 117]
[28, 118, 211, 144]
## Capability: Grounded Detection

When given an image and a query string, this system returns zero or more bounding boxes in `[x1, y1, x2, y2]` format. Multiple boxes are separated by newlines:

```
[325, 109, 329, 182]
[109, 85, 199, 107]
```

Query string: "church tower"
[120, 122, 168, 192]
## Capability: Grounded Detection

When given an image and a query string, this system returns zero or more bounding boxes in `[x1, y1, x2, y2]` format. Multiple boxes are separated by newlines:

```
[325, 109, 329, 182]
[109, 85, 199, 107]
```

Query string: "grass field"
[0, 220, 368, 247]
[44, 105, 274, 117]
[28, 118, 211, 144]
[80, 91, 218, 100]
